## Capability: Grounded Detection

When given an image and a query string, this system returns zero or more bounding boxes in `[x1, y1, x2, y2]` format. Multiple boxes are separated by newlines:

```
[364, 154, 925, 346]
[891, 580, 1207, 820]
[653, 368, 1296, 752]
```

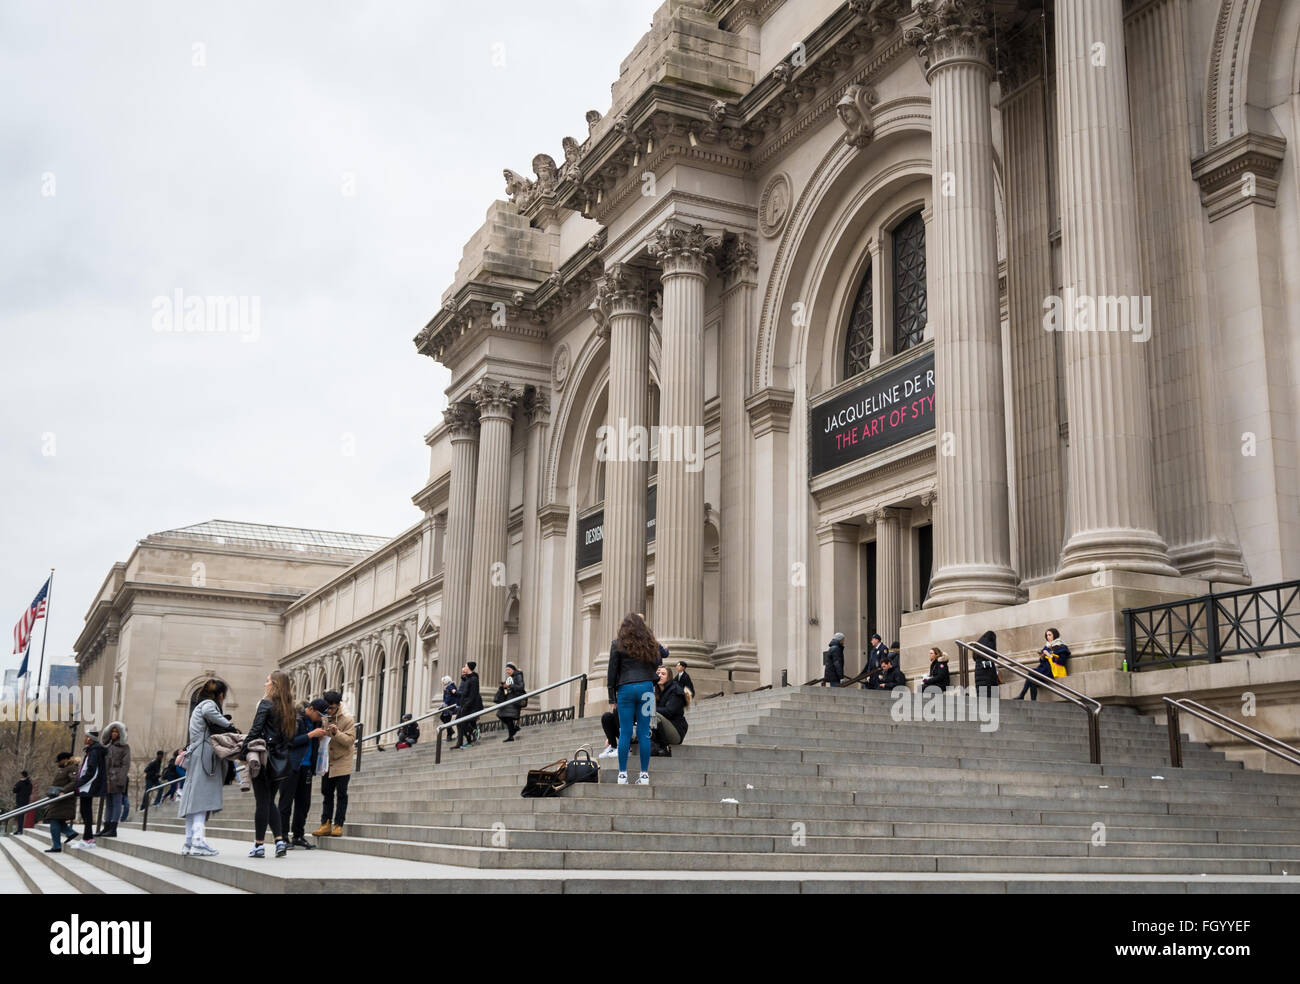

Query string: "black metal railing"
[1163, 697, 1300, 769]
[477, 706, 575, 734]
[431, 672, 588, 765]
[1124, 579, 1300, 670]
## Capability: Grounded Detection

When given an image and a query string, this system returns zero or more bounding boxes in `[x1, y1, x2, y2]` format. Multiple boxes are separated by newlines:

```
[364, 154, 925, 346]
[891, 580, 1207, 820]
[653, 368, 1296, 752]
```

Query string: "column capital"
[521, 385, 551, 426]
[443, 400, 480, 439]
[718, 234, 759, 292]
[646, 223, 722, 280]
[467, 378, 521, 421]
[816, 521, 859, 546]
[902, 0, 996, 79]
[745, 387, 795, 438]
[597, 262, 651, 315]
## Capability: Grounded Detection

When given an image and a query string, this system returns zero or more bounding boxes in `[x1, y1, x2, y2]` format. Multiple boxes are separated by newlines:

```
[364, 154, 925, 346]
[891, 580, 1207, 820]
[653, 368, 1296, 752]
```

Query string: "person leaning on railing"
[44, 752, 79, 853]
[1017, 628, 1070, 701]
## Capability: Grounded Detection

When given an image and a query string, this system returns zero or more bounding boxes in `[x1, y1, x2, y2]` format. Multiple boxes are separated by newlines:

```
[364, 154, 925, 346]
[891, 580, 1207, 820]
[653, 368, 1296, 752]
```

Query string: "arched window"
[892, 211, 927, 353]
[399, 643, 410, 718]
[843, 261, 873, 379]
[374, 649, 386, 733]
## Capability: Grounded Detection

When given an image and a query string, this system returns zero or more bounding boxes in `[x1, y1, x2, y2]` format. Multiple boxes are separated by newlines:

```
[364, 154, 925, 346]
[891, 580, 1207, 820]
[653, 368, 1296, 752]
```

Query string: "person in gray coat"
[178, 679, 236, 857]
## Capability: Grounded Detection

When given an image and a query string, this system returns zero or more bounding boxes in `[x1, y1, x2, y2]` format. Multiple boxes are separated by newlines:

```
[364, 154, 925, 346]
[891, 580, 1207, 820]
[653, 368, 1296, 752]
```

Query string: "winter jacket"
[676, 670, 695, 697]
[75, 741, 107, 797]
[870, 666, 907, 690]
[441, 683, 458, 712]
[177, 698, 235, 818]
[396, 720, 420, 745]
[456, 672, 484, 721]
[324, 706, 356, 778]
[288, 711, 322, 768]
[921, 657, 950, 691]
[143, 756, 163, 788]
[495, 672, 526, 721]
[865, 642, 888, 674]
[822, 640, 845, 684]
[607, 643, 659, 693]
[102, 721, 131, 794]
[45, 763, 77, 822]
[12, 776, 32, 806]
[654, 679, 689, 739]
[973, 631, 1000, 691]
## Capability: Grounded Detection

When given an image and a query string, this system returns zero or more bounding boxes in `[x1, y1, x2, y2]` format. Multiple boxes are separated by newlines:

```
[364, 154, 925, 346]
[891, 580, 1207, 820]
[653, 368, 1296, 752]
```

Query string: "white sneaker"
[190, 842, 219, 857]
[181, 843, 191, 856]
[598, 746, 617, 759]
[82, 840, 97, 849]
[68, 841, 85, 850]
[636, 772, 650, 786]
[617, 771, 628, 785]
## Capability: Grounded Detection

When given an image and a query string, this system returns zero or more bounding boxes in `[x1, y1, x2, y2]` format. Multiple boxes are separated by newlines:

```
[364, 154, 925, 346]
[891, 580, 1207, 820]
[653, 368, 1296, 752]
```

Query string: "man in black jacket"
[863, 633, 888, 687]
[282, 699, 328, 849]
[674, 661, 694, 698]
[72, 731, 107, 849]
[973, 630, 1001, 698]
[822, 633, 845, 686]
[11, 771, 32, 833]
[867, 654, 907, 691]
[453, 663, 483, 749]
[141, 750, 164, 809]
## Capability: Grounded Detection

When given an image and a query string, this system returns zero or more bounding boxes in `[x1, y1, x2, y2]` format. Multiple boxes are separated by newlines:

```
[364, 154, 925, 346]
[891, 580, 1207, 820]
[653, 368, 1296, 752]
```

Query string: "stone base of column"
[1057, 528, 1178, 581]
[924, 563, 1019, 608]
[710, 642, 759, 673]
[657, 637, 715, 668]
[1169, 539, 1250, 585]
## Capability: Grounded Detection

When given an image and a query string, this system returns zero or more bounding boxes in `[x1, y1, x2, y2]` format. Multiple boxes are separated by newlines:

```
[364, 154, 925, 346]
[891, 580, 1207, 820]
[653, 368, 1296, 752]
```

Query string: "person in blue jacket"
[1018, 627, 1070, 700]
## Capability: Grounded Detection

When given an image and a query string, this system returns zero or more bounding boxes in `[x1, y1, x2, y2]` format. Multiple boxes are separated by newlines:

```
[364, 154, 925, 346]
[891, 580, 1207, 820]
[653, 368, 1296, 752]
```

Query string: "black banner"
[576, 485, 656, 569]
[810, 350, 935, 477]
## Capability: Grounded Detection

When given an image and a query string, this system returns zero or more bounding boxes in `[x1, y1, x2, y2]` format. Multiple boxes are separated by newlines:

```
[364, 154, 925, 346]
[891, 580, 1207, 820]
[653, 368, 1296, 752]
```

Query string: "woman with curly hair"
[605, 612, 662, 785]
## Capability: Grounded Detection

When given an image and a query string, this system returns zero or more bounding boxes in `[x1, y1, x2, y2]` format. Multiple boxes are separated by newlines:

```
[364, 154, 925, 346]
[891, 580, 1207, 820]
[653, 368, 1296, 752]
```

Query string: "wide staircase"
[5, 686, 1300, 893]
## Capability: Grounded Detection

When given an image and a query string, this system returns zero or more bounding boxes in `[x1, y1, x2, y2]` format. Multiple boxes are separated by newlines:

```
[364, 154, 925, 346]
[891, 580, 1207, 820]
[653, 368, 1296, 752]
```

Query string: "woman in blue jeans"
[605, 612, 662, 785]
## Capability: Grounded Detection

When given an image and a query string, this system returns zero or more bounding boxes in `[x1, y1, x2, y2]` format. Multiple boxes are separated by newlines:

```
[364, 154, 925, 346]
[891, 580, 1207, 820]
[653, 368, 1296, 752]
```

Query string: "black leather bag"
[521, 758, 568, 798]
[565, 746, 599, 785]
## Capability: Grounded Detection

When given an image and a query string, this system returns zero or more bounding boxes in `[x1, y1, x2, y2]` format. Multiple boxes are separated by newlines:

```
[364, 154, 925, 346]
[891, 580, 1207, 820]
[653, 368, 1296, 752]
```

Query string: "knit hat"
[309, 698, 330, 713]
[467, 661, 477, 672]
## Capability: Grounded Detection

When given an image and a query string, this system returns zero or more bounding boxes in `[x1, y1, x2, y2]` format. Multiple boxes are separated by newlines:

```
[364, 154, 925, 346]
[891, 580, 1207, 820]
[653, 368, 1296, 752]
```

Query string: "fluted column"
[598, 263, 652, 644]
[905, 1, 1017, 607]
[873, 507, 904, 647]
[647, 223, 720, 662]
[1126, 0, 1246, 582]
[1054, 0, 1175, 579]
[466, 378, 520, 674]
[715, 236, 759, 669]
[440, 402, 479, 670]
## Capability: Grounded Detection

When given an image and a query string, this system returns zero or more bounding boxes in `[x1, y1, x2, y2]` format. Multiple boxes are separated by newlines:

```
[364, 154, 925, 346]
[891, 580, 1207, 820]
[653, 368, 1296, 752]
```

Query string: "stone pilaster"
[519, 387, 550, 680]
[465, 378, 520, 675]
[1126, 0, 1247, 583]
[873, 507, 905, 646]
[598, 263, 652, 645]
[440, 401, 479, 672]
[647, 223, 721, 663]
[715, 236, 759, 670]
[905, 0, 1018, 606]
[1053, 0, 1176, 579]
[817, 522, 860, 674]
[999, 19, 1066, 585]
[747, 387, 794, 684]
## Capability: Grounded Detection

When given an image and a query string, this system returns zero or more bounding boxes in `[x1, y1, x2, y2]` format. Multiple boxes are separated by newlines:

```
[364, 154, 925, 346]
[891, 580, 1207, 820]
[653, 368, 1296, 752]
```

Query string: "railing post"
[1206, 593, 1220, 665]
[142, 795, 149, 833]
[354, 721, 363, 774]
[958, 644, 969, 689]
[578, 674, 588, 718]
[1089, 713, 1101, 766]
[1167, 703, 1183, 768]
[435, 725, 443, 765]
[781, 669, 788, 688]
[1121, 608, 1136, 671]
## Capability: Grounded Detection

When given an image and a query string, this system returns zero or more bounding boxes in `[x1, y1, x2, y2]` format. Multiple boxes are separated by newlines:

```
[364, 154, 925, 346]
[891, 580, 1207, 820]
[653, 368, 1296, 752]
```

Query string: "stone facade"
[268, 0, 1300, 762]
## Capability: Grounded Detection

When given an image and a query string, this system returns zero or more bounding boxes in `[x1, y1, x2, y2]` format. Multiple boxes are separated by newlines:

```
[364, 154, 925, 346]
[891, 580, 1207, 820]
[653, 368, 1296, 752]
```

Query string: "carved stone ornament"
[468, 378, 520, 418]
[708, 99, 728, 123]
[903, 0, 994, 75]
[646, 223, 722, 277]
[551, 344, 571, 390]
[758, 172, 793, 239]
[522, 385, 551, 424]
[597, 262, 649, 314]
[532, 154, 558, 196]
[585, 109, 603, 132]
[443, 400, 480, 437]
[836, 84, 878, 149]
[719, 235, 759, 287]
[503, 168, 534, 205]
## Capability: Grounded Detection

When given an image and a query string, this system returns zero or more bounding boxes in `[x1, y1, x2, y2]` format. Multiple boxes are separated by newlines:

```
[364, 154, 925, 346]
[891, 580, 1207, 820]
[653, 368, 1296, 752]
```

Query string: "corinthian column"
[873, 507, 905, 647]
[1054, 0, 1175, 579]
[647, 223, 720, 663]
[465, 378, 520, 674]
[715, 236, 758, 669]
[905, 0, 1017, 607]
[598, 263, 652, 645]
[440, 402, 479, 670]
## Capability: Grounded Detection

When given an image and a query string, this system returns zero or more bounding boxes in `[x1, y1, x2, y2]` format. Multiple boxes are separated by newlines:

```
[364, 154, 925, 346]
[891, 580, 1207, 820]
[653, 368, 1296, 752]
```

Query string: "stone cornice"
[538, 502, 570, 537]
[1191, 131, 1287, 222]
[745, 386, 795, 437]
[411, 471, 451, 514]
[810, 443, 936, 505]
[281, 594, 423, 665]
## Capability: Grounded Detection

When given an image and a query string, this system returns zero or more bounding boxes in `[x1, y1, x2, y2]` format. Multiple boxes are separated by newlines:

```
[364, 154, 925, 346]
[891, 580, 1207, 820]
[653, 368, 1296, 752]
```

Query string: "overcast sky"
[0, 0, 653, 680]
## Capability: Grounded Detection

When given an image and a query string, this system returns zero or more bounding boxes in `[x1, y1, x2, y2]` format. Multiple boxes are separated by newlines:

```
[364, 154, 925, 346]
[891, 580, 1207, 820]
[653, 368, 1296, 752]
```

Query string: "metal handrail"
[0, 790, 76, 826]
[432, 672, 588, 765]
[354, 704, 449, 771]
[140, 775, 189, 832]
[957, 639, 1104, 765]
[1162, 697, 1300, 769]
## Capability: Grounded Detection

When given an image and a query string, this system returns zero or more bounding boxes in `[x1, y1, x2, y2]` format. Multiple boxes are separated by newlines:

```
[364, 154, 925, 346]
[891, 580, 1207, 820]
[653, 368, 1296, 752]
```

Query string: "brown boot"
[331, 824, 344, 837]
[313, 822, 333, 837]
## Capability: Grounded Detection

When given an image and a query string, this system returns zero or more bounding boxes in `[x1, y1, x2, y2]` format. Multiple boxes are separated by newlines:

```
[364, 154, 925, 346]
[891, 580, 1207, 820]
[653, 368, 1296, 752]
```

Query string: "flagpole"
[27, 569, 53, 757]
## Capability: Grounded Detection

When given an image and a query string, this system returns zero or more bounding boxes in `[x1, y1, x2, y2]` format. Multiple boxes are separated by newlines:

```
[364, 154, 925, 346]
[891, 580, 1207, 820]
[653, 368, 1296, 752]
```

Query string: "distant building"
[74, 520, 389, 741]
[46, 664, 78, 691]
[1, 668, 18, 701]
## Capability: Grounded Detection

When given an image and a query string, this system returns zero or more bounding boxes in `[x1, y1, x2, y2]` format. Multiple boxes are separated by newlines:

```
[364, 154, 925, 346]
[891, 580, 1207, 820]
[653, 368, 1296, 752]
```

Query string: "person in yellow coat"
[1017, 627, 1071, 701]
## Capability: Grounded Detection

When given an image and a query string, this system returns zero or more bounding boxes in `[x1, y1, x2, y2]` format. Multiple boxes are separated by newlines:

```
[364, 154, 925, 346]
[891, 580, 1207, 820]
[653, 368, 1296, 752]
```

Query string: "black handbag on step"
[565, 746, 599, 785]
[521, 758, 568, 798]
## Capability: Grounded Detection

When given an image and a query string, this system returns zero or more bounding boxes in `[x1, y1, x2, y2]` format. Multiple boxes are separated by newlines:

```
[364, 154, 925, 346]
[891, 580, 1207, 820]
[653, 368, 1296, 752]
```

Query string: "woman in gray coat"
[178, 679, 235, 857]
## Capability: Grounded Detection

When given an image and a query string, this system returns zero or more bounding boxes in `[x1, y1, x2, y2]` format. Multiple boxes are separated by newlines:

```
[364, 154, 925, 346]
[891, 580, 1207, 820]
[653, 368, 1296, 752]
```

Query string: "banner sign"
[810, 350, 935, 477]
[576, 485, 656, 570]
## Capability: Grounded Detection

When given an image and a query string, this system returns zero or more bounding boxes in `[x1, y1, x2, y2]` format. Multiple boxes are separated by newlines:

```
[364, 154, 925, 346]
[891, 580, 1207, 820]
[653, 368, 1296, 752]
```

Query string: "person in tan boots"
[313, 689, 355, 838]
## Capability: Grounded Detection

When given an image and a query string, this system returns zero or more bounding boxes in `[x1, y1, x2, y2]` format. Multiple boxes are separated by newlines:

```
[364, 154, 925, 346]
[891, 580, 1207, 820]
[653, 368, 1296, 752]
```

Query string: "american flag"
[12, 576, 51, 665]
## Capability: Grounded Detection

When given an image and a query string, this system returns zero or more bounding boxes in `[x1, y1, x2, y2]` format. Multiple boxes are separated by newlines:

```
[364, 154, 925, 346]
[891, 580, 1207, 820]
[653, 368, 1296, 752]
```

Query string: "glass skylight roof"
[152, 520, 391, 555]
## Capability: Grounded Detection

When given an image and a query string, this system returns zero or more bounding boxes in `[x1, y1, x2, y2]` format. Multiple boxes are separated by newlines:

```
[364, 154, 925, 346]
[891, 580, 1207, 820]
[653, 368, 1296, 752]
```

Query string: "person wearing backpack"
[244, 670, 295, 858]
[973, 630, 1001, 698]
[495, 663, 526, 742]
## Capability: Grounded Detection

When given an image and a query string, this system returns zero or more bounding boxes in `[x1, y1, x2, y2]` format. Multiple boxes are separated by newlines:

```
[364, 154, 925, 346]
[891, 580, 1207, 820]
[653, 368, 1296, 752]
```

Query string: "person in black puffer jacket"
[243, 671, 294, 858]
[453, 663, 484, 749]
[866, 654, 907, 691]
[920, 647, 950, 692]
[822, 633, 845, 686]
[650, 666, 690, 756]
[972, 630, 1001, 697]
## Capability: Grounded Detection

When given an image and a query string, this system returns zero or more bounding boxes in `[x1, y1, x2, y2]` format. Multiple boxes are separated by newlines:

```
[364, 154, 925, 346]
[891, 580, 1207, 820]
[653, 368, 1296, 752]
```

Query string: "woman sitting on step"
[650, 665, 690, 757]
